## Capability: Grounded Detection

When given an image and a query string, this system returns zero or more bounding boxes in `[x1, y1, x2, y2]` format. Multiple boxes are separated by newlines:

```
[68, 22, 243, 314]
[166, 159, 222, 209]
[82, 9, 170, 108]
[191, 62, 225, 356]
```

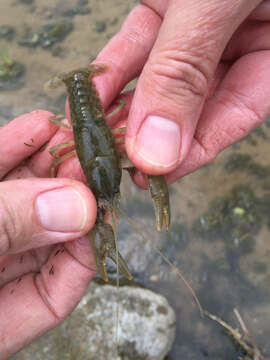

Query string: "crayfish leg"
[49, 140, 75, 159]
[113, 127, 126, 147]
[112, 126, 125, 139]
[50, 149, 76, 177]
[106, 99, 126, 120]
[44, 75, 64, 91]
[87, 63, 108, 76]
[49, 114, 71, 129]
[148, 175, 171, 232]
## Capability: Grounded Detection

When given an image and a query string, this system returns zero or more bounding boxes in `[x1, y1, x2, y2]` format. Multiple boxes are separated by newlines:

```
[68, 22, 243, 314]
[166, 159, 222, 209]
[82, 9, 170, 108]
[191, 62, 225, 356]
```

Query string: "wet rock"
[193, 185, 264, 252]
[243, 125, 268, 146]
[17, 27, 40, 47]
[0, 52, 25, 90]
[76, 283, 176, 360]
[93, 20, 107, 33]
[62, 0, 91, 17]
[13, 283, 176, 360]
[0, 25, 15, 40]
[18, 22, 73, 48]
[225, 153, 270, 178]
[0, 106, 14, 125]
[18, 0, 34, 4]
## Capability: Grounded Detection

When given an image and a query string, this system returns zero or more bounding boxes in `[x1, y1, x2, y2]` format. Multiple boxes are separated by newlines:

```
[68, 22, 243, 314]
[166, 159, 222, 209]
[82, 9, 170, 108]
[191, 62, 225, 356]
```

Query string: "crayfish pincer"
[45, 64, 171, 282]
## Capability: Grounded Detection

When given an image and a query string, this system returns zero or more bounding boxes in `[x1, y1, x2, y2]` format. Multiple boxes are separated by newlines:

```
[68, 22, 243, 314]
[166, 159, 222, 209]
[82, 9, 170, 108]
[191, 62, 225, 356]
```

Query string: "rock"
[13, 282, 176, 360]
[93, 20, 107, 33]
[0, 54, 25, 91]
[79, 283, 176, 360]
[18, 22, 73, 49]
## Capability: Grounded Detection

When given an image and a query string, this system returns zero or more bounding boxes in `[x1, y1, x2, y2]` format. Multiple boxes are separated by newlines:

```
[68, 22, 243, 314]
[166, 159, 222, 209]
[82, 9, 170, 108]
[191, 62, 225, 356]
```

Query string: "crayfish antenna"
[110, 210, 120, 359]
[44, 75, 64, 91]
[118, 207, 204, 317]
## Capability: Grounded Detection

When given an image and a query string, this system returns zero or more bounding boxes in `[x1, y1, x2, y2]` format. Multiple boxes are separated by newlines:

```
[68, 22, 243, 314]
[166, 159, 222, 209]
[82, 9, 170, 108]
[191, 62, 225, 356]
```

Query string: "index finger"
[0, 111, 57, 179]
[93, 4, 161, 108]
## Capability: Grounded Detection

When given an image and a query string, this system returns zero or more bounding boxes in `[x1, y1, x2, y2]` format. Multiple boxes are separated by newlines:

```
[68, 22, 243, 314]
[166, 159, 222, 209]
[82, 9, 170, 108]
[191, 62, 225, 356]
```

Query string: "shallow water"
[1, 1, 270, 359]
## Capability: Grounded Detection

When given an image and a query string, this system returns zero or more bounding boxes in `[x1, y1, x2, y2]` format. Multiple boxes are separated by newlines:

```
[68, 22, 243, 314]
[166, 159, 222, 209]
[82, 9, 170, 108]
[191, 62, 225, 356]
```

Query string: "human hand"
[0, 111, 97, 359]
[93, 0, 270, 185]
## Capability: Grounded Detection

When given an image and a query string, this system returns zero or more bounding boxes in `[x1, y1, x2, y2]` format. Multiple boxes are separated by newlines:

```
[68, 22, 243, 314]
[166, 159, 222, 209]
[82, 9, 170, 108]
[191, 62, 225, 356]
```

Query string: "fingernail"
[135, 116, 181, 167]
[36, 187, 87, 232]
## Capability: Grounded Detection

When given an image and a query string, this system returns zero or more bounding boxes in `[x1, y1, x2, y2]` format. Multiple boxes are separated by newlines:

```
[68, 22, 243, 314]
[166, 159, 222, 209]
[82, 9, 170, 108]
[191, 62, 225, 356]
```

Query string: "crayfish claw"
[148, 175, 171, 232]
[107, 245, 133, 281]
[89, 220, 132, 282]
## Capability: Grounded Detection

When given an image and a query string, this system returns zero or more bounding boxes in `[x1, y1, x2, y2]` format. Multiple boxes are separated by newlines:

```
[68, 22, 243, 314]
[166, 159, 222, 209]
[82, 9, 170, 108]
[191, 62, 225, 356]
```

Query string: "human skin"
[93, 0, 270, 185]
[1, 0, 270, 357]
[0, 111, 98, 358]
[0, 99, 130, 358]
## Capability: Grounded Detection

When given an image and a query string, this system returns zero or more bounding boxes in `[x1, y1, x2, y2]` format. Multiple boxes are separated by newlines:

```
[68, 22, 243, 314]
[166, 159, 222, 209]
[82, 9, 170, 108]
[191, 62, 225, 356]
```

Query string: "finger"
[0, 247, 52, 288]
[104, 90, 134, 127]
[223, 21, 270, 60]
[27, 123, 74, 178]
[249, 0, 270, 20]
[0, 111, 58, 179]
[167, 50, 270, 182]
[92, 4, 161, 108]
[125, 0, 263, 174]
[113, 63, 227, 190]
[0, 237, 96, 358]
[0, 178, 96, 255]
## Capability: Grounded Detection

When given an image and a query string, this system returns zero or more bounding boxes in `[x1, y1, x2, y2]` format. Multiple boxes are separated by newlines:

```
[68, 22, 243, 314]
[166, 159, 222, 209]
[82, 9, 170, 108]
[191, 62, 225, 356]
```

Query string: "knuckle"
[148, 48, 210, 102]
[203, 146, 218, 164]
[195, 125, 223, 165]
[225, 87, 264, 128]
[196, 135, 219, 165]
[238, 101, 263, 130]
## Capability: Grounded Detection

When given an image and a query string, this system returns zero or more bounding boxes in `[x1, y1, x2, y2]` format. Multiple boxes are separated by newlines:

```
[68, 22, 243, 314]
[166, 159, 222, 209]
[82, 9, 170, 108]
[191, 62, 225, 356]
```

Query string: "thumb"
[0, 178, 96, 254]
[126, 0, 262, 174]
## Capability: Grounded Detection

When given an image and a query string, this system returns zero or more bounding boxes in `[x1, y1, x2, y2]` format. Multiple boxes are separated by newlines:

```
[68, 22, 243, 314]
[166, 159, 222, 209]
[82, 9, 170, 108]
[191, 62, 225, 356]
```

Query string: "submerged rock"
[18, 22, 73, 48]
[62, 0, 91, 17]
[0, 25, 15, 40]
[13, 283, 176, 360]
[0, 52, 25, 90]
[93, 20, 107, 33]
[192, 185, 265, 252]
